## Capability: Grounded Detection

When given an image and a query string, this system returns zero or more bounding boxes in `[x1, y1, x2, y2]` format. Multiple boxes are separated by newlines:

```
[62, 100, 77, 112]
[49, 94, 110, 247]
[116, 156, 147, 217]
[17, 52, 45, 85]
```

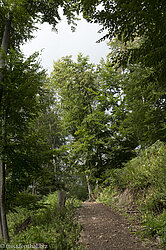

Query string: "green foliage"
[29, 84, 67, 195]
[51, 54, 97, 136]
[0, 0, 80, 48]
[6, 192, 42, 212]
[104, 141, 166, 205]
[120, 141, 166, 194]
[67, 174, 88, 201]
[51, 55, 136, 192]
[81, 0, 166, 83]
[81, 2, 166, 149]
[7, 192, 82, 249]
[142, 211, 166, 245]
[121, 64, 166, 147]
[1, 50, 52, 198]
[96, 185, 115, 206]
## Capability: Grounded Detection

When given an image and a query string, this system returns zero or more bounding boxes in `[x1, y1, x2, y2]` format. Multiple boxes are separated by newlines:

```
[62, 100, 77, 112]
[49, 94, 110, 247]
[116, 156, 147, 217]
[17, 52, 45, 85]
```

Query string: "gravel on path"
[75, 201, 159, 250]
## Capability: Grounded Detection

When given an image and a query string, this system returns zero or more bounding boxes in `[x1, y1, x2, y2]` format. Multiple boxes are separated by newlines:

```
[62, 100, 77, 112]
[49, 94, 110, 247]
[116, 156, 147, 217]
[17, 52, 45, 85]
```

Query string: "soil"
[75, 201, 160, 250]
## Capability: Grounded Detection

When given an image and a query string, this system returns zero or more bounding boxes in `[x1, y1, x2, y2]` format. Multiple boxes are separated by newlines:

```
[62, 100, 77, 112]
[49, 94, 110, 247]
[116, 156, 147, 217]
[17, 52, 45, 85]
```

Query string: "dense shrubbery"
[5, 192, 82, 249]
[97, 141, 166, 246]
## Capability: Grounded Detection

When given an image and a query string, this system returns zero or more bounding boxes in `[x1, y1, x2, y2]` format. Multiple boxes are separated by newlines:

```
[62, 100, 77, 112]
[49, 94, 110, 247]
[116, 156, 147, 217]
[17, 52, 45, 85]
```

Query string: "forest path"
[75, 201, 158, 250]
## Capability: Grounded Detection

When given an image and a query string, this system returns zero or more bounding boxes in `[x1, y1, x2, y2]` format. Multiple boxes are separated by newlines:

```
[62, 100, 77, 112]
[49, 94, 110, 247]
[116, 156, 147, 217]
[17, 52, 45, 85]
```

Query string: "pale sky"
[21, 16, 110, 74]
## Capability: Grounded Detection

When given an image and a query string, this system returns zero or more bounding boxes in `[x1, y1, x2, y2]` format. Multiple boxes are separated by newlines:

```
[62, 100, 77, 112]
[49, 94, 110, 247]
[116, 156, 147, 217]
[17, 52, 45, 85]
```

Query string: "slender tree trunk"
[0, 14, 11, 242]
[58, 190, 66, 212]
[0, 161, 9, 242]
[0, 16, 11, 105]
[0, 106, 9, 242]
[31, 180, 36, 195]
[0, 163, 3, 240]
[86, 173, 93, 201]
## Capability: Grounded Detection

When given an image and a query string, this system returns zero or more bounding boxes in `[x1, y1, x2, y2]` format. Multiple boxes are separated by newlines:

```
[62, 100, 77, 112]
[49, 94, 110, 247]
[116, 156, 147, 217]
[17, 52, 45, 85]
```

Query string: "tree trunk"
[0, 107, 9, 241]
[58, 190, 66, 212]
[86, 173, 93, 201]
[0, 161, 9, 242]
[0, 163, 3, 240]
[0, 16, 11, 105]
[0, 15, 11, 241]
[31, 180, 36, 195]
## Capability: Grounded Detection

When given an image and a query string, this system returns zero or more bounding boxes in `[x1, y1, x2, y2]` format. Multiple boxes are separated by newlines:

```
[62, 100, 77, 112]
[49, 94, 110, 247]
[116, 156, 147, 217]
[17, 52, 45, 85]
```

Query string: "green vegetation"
[97, 141, 166, 246]
[6, 192, 82, 250]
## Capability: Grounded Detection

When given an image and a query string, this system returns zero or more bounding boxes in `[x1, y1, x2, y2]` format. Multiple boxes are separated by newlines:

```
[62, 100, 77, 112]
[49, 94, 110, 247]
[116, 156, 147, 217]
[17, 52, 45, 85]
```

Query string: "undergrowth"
[6, 192, 82, 249]
[97, 140, 166, 247]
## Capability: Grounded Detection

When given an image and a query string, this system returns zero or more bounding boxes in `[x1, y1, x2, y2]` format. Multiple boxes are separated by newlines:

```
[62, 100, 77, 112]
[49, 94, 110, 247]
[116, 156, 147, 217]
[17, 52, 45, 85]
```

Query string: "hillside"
[96, 141, 166, 248]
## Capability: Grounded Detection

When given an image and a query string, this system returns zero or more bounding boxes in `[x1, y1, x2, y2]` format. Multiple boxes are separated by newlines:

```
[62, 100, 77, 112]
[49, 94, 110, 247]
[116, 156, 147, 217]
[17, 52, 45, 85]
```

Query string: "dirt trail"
[76, 202, 158, 250]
